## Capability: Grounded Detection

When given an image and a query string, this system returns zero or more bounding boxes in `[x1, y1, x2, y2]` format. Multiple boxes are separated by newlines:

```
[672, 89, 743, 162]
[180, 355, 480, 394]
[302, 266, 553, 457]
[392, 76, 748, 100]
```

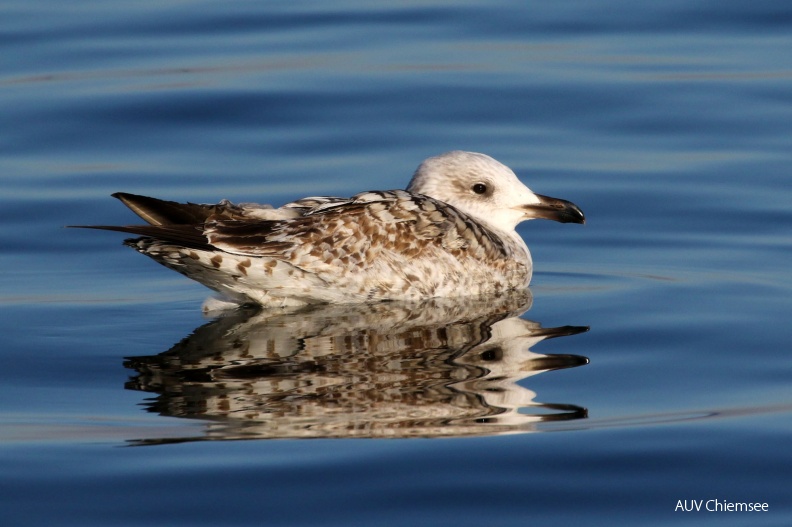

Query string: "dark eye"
[472, 183, 487, 195]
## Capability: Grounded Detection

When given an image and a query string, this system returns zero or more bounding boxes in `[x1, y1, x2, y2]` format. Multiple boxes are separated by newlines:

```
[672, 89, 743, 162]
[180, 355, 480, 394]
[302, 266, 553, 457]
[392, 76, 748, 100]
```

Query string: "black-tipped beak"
[520, 194, 586, 224]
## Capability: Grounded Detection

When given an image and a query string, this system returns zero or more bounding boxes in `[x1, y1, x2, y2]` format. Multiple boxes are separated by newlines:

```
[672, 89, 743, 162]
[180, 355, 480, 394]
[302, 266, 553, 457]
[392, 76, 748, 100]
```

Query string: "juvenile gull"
[79, 151, 584, 307]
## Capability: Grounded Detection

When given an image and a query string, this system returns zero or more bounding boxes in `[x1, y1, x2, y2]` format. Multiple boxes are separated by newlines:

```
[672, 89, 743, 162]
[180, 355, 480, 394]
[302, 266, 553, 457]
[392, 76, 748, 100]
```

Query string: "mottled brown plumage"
[76, 151, 584, 307]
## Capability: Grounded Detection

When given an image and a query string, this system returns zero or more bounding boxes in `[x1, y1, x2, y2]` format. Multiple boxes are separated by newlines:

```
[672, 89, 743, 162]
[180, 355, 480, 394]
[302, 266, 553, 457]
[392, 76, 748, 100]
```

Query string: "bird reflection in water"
[125, 290, 589, 443]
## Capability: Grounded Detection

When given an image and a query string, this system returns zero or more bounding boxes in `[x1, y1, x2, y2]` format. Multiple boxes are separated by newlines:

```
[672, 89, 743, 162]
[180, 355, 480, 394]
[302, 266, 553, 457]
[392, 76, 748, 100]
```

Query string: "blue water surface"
[1, 1, 791, 525]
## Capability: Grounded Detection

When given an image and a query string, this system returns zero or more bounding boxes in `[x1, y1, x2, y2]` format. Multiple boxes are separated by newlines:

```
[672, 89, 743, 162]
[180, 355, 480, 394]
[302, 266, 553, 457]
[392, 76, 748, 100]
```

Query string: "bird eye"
[472, 183, 487, 195]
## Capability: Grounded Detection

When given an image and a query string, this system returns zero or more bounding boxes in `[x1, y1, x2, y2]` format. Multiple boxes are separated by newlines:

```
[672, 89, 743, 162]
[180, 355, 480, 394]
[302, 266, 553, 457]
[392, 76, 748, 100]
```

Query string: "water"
[1, 0, 791, 525]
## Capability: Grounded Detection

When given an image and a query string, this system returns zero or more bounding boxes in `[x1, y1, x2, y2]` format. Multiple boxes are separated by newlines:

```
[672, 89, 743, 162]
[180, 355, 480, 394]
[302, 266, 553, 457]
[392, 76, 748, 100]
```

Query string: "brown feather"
[112, 192, 241, 225]
[73, 224, 212, 250]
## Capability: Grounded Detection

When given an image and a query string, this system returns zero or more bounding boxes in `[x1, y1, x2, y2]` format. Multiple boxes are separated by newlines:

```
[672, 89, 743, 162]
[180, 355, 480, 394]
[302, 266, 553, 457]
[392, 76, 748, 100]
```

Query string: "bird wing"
[112, 192, 250, 225]
[205, 190, 510, 266]
[77, 191, 510, 269]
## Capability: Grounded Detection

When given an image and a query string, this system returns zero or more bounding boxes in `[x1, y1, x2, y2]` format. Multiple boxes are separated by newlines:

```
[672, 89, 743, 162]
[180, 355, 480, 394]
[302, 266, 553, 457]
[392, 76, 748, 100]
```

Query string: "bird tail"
[68, 193, 221, 249]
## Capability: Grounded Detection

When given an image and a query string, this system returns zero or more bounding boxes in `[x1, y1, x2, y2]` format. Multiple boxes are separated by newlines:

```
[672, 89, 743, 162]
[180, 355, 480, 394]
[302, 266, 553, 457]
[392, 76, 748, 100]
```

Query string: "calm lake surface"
[2, 1, 791, 525]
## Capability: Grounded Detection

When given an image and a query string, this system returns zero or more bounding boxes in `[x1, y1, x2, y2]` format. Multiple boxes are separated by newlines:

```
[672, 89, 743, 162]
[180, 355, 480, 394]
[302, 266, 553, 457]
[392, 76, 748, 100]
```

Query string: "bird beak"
[519, 194, 586, 224]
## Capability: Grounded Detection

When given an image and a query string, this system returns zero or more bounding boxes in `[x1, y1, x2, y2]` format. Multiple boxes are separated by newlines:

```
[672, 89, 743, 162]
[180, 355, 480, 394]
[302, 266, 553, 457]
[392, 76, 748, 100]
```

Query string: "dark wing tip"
[69, 224, 212, 250]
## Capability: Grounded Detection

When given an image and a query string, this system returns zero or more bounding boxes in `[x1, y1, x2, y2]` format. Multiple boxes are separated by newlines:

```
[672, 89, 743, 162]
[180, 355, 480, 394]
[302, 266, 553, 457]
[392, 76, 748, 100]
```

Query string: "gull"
[78, 151, 584, 307]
